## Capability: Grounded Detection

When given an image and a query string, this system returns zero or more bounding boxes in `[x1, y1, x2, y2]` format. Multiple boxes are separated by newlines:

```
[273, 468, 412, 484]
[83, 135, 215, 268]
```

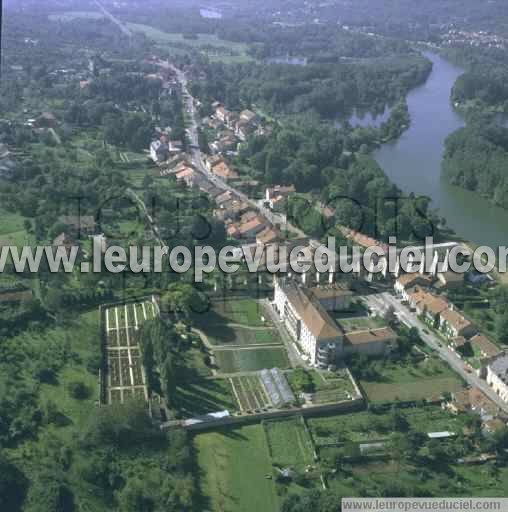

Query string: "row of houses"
[395, 272, 508, 407]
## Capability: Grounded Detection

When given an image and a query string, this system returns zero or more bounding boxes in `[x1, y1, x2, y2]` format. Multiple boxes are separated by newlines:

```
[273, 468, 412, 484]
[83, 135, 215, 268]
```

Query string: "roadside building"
[439, 308, 477, 339]
[394, 273, 434, 300]
[486, 355, 508, 403]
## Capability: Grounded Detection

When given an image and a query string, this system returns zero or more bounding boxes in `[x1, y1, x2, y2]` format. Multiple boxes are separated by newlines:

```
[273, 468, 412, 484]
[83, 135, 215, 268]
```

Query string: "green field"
[308, 406, 467, 445]
[264, 417, 314, 469]
[0, 209, 28, 248]
[174, 378, 237, 417]
[194, 299, 282, 346]
[48, 11, 105, 22]
[337, 315, 386, 332]
[215, 347, 291, 373]
[195, 424, 279, 512]
[125, 23, 253, 63]
[359, 357, 464, 403]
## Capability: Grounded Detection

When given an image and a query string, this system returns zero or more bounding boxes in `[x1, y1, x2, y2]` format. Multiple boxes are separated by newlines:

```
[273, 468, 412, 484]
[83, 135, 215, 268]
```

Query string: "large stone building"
[273, 279, 397, 367]
[486, 355, 508, 403]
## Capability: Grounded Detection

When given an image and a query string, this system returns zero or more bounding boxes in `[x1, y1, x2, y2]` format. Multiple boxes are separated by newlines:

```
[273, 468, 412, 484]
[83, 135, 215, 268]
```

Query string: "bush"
[68, 381, 91, 400]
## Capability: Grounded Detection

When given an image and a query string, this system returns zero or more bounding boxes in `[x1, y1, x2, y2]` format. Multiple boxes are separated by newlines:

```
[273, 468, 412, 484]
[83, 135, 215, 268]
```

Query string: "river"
[374, 51, 508, 249]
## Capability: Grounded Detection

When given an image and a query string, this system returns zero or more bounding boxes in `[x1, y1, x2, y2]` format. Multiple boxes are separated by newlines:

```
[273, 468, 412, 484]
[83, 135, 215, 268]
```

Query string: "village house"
[236, 216, 267, 240]
[256, 226, 280, 246]
[439, 308, 477, 339]
[394, 273, 434, 300]
[264, 185, 296, 210]
[175, 166, 196, 187]
[407, 287, 449, 326]
[486, 355, 508, 403]
[239, 109, 258, 125]
[343, 327, 398, 358]
[444, 387, 498, 419]
[470, 334, 502, 360]
[211, 161, 239, 181]
[205, 155, 225, 172]
[150, 139, 170, 163]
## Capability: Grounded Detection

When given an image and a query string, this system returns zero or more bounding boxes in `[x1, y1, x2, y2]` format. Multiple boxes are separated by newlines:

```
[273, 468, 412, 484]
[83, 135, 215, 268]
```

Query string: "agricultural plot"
[195, 425, 278, 512]
[230, 375, 271, 412]
[103, 297, 159, 404]
[229, 369, 296, 412]
[264, 417, 315, 469]
[215, 347, 291, 374]
[358, 357, 464, 403]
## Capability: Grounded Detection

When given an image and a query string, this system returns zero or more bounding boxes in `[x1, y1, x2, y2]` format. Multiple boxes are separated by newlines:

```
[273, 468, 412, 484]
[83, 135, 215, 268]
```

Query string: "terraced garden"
[103, 298, 159, 404]
[215, 347, 291, 373]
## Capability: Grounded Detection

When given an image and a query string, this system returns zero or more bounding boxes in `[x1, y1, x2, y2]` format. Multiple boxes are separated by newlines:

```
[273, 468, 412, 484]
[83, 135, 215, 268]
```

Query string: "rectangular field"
[103, 298, 159, 404]
[358, 357, 464, 403]
[195, 424, 279, 512]
[264, 417, 314, 469]
[215, 347, 290, 373]
[230, 375, 271, 412]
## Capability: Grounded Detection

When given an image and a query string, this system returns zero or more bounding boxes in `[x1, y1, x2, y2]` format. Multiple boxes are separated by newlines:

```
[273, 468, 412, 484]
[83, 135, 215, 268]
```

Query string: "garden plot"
[229, 370, 296, 412]
[264, 417, 315, 470]
[103, 297, 159, 404]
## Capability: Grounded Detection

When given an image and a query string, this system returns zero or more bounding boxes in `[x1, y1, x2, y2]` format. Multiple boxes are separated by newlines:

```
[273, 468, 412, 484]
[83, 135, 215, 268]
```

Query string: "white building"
[273, 279, 397, 367]
[273, 279, 343, 367]
[150, 140, 169, 163]
[486, 355, 508, 403]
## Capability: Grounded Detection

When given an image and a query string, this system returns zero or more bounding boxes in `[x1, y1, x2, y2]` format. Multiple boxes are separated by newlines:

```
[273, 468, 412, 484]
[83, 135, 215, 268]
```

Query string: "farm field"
[215, 347, 291, 373]
[307, 406, 467, 446]
[263, 417, 315, 470]
[48, 11, 105, 22]
[103, 298, 159, 404]
[195, 424, 278, 512]
[358, 357, 464, 403]
[230, 375, 271, 412]
[125, 23, 253, 63]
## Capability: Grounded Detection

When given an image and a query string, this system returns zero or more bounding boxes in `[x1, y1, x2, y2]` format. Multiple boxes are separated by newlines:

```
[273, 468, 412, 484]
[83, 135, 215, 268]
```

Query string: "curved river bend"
[374, 52, 508, 249]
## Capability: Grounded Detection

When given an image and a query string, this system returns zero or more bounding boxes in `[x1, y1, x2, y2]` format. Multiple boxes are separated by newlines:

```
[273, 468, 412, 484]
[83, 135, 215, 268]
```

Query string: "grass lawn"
[264, 417, 314, 469]
[125, 23, 253, 63]
[201, 324, 280, 346]
[0, 209, 29, 248]
[337, 315, 386, 332]
[211, 299, 268, 327]
[359, 357, 464, 403]
[215, 347, 290, 373]
[48, 11, 105, 22]
[193, 299, 281, 346]
[194, 424, 278, 512]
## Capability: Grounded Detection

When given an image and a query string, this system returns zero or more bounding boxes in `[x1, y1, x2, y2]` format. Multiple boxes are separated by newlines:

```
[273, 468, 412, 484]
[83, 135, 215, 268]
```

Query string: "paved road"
[158, 60, 306, 239]
[362, 291, 508, 414]
[95, 0, 133, 37]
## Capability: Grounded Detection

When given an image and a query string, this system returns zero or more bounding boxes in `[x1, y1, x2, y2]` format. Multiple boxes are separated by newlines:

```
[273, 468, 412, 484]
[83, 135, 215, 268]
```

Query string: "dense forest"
[442, 117, 508, 209]
[191, 55, 431, 120]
